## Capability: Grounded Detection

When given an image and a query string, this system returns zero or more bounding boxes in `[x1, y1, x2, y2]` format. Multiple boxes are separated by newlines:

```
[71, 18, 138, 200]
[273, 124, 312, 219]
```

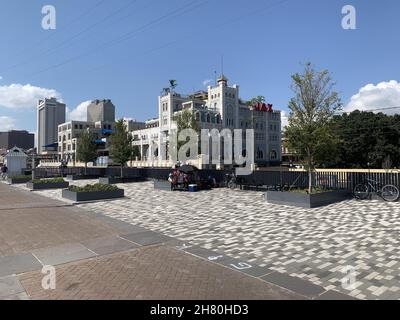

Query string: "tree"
[247, 96, 266, 106]
[285, 63, 342, 193]
[172, 109, 200, 159]
[109, 119, 133, 178]
[76, 129, 98, 175]
[330, 111, 400, 168]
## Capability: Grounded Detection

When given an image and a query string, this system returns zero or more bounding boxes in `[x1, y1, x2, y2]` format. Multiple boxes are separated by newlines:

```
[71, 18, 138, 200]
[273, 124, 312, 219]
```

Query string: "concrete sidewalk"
[0, 183, 305, 300]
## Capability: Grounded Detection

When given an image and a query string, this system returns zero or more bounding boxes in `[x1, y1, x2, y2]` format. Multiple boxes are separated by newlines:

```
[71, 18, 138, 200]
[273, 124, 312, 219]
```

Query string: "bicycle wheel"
[354, 184, 369, 200]
[381, 185, 400, 202]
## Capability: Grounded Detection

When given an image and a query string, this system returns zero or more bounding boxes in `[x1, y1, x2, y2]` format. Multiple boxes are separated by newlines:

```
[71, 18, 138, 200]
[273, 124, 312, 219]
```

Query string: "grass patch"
[32, 177, 65, 184]
[68, 183, 119, 193]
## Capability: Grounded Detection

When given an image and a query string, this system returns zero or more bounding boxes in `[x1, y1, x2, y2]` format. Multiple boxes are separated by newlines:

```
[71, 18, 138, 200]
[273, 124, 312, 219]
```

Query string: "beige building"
[131, 75, 282, 166]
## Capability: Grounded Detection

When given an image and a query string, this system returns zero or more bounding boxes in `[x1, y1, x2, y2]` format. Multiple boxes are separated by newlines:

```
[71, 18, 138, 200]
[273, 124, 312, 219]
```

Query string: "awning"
[43, 143, 58, 148]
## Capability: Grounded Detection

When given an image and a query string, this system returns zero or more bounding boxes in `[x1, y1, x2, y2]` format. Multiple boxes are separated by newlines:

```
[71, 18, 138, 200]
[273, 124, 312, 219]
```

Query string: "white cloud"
[0, 116, 16, 131]
[202, 79, 213, 87]
[0, 76, 3, 80]
[67, 100, 91, 121]
[345, 80, 400, 115]
[0, 83, 61, 109]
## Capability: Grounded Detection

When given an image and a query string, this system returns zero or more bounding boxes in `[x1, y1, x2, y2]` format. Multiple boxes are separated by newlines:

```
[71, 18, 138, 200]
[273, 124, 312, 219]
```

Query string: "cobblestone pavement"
[21, 179, 400, 300]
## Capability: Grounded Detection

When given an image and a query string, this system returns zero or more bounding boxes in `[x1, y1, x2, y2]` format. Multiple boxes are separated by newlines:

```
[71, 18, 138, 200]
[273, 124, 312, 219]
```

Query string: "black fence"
[34, 167, 400, 192]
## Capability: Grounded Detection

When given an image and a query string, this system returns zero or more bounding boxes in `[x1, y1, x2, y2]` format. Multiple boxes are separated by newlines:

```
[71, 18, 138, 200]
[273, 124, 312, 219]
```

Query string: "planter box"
[7, 177, 32, 184]
[99, 177, 143, 185]
[265, 190, 351, 208]
[154, 180, 172, 191]
[27, 181, 69, 190]
[66, 175, 99, 181]
[62, 188, 124, 202]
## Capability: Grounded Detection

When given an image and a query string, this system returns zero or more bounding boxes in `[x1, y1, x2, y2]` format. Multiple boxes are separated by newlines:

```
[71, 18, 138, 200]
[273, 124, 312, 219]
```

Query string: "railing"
[33, 166, 400, 193]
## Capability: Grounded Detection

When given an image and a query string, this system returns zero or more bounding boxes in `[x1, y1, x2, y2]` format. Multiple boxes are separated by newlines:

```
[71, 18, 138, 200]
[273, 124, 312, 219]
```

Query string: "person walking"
[1, 164, 8, 180]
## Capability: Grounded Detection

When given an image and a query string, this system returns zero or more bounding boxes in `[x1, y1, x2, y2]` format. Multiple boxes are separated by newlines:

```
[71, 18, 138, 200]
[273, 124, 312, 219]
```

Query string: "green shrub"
[289, 187, 334, 194]
[9, 175, 31, 180]
[68, 183, 119, 193]
[32, 177, 65, 184]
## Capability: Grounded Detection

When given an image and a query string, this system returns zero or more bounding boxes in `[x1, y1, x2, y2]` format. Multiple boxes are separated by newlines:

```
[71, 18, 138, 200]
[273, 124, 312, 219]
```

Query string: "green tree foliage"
[285, 63, 342, 193]
[109, 119, 133, 177]
[247, 96, 266, 106]
[330, 111, 400, 168]
[76, 129, 98, 175]
[171, 109, 200, 158]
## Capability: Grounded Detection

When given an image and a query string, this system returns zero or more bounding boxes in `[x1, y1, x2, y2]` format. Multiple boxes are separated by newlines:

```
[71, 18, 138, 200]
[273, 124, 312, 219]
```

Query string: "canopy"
[178, 165, 199, 174]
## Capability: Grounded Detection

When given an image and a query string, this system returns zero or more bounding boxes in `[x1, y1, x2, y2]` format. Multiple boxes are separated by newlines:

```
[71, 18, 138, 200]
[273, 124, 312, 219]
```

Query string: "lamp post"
[32, 153, 35, 180]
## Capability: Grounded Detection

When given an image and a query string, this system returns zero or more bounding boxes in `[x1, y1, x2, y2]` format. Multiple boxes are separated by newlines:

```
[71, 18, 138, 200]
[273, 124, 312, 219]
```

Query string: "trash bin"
[188, 184, 198, 192]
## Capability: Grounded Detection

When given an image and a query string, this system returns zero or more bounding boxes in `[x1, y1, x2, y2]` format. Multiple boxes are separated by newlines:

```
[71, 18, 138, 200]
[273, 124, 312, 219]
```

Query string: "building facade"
[131, 75, 282, 167]
[37, 98, 66, 154]
[0, 130, 34, 151]
[57, 99, 118, 164]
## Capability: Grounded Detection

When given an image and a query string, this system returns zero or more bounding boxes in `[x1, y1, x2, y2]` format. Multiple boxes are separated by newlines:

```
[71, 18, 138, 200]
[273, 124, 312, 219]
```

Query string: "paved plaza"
[15, 179, 400, 300]
[0, 182, 305, 300]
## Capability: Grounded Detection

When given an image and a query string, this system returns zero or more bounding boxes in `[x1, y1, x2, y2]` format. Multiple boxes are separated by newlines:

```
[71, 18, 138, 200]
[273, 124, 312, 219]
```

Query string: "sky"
[0, 0, 400, 133]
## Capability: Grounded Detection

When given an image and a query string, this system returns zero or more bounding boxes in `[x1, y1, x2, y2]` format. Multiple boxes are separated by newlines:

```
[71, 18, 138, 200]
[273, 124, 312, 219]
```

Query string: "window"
[68, 134, 71, 140]
[74, 124, 78, 129]
[270, 150, 277, 160]
[79, 125, 83, 129]
[72, 144, 75, 151]
[195, 112, 200, 121]
[59, 136, 61, 142]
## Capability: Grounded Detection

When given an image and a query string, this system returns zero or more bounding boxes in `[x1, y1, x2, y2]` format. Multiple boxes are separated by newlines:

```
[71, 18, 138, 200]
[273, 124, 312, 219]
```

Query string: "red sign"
[254, 102, 273, 112]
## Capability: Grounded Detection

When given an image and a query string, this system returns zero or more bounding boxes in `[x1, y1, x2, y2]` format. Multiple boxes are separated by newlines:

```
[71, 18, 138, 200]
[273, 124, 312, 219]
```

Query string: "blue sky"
[0, 0, 400, 133]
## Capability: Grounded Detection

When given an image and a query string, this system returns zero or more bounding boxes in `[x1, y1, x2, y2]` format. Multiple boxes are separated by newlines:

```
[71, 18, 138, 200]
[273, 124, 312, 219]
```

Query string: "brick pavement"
[0, 181, 310, 300]
[19, 245, 302, 300]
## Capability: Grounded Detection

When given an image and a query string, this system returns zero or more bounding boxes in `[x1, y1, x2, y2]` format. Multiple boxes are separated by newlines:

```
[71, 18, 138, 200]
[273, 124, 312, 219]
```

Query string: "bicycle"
[224, 173, 237, 189]
[353, 178, 400, 202]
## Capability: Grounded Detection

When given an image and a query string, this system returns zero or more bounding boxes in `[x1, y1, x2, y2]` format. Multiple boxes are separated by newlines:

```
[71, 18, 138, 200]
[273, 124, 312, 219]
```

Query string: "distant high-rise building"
[37, 98, 66, 154]
[87, 99, 115, 123]
[0, 130, 34, 151]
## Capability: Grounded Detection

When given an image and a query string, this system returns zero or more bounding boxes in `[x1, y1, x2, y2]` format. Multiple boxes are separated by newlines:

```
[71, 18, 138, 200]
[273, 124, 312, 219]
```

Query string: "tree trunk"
[85, 163, 87, 176]
[307, 151, 312, 195]
[120, 165, 123, 178]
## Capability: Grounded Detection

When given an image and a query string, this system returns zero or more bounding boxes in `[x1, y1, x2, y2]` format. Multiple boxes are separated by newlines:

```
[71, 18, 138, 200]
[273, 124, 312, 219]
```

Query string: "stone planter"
[7, 177, 32, 184]
[62, 188, 124, 202]
[27, 181, 69, 190]
[153, 180, 172, 191]
[99, 177, 143, 184]
[265, 190, 351, 208]
[66, 175, 99, 181]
